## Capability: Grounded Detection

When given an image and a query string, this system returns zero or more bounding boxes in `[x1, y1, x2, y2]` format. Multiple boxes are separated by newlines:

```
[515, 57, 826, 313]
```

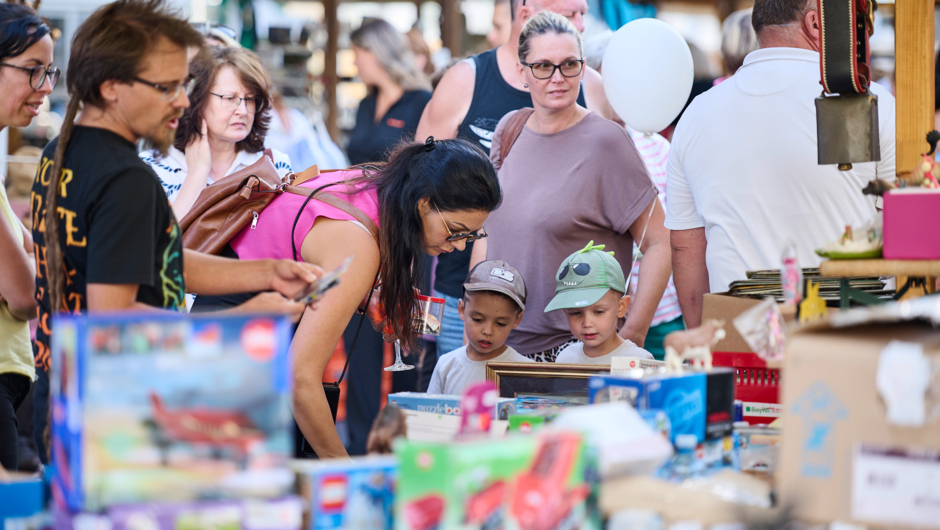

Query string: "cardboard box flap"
[804, 295, 940, 332]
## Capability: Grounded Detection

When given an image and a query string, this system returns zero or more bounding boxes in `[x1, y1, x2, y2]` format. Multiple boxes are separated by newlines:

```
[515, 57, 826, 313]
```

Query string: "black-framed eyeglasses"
[0, 63, 60, 90]
[133, 76, 196, 102]
[436, 208, 488, 243]
[209, 92, 265, 114]
[523, 59, 584, 80]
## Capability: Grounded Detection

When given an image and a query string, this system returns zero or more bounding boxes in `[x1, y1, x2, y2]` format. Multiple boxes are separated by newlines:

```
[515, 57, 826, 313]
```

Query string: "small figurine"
[798, 280, 829, 324]
[663, 319, 726, 374]
[909, 130, 940, 189]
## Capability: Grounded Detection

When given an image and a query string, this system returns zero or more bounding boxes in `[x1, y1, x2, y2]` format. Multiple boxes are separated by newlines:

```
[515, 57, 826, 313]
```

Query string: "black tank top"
[436, 47, 587, 299]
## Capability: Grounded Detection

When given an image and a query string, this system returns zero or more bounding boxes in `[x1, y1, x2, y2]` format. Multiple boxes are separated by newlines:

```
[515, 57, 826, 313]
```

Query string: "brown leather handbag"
[177, 150, 377, 254]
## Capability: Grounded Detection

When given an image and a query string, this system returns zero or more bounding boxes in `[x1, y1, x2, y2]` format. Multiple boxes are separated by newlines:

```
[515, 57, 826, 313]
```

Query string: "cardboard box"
[701, 293, 764, 352]
[395, 433, 599, 530]
[702, 293, 798, 353]
[0, 473, 43, 523]
[51, 313, 296, 512]
[588, 373, 707, 443]
[777, 316, 940, 528]
[388, 393, 517, 420]
[294, 456, 396, 530]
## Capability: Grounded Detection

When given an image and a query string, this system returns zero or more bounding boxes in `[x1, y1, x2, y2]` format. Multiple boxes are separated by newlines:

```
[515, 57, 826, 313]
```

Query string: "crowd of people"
[0, 0, 897, 468]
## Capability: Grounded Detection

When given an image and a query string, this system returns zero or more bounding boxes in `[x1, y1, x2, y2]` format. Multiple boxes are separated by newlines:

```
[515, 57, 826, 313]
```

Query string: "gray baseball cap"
[464, 260, 527, 311]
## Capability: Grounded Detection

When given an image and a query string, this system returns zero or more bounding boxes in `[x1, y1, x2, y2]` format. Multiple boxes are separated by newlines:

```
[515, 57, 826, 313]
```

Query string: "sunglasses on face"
[436, 208, 488, 243]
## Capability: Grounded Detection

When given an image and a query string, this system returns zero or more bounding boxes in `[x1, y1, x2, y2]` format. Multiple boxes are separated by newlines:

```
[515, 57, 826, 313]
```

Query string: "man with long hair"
[29, 0, 321, 459]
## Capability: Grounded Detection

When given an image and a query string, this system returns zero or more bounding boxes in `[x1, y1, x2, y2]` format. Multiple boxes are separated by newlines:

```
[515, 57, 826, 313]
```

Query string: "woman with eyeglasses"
[220, 137, 500, 458]
[471, 11, 672, 362]
[140, 45, 292, 220]
[0, 1, 56, 471]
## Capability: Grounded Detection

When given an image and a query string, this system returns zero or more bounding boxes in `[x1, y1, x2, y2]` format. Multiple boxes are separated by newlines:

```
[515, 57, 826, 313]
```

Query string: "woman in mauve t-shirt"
[472, 12, 672, 361]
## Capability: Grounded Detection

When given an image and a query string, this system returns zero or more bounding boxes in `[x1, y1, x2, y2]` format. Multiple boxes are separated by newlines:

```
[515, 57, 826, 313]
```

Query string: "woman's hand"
[184, 120, 212, 180]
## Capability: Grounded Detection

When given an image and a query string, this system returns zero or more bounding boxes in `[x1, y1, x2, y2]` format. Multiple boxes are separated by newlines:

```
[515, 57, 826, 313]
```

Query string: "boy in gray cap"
[546, 241, 653, 364]
[427, 260, 532, 395]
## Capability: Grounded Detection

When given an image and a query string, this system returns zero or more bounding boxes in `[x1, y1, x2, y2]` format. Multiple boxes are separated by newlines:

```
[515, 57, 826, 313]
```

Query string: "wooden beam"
[439, 0, 461, 57]
[894, 0, 934, 177]
[324, 0, 340, 142]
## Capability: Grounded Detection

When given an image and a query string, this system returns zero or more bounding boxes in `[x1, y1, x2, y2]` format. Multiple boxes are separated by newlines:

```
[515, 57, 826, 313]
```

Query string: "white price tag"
[852, 444, 940, 527]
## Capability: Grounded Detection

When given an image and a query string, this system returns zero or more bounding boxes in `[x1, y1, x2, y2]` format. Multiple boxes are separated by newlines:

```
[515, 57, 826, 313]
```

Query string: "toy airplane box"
[588, 372, 707, 444]
[395, 432, 600, 530]
[51, 313, 296, 513]
[293, 456, 396, 530]
[388, 393, 517, 420]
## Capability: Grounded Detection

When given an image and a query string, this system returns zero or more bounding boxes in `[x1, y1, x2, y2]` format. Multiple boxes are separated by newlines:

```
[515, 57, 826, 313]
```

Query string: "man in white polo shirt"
[665, 0, 896, 327]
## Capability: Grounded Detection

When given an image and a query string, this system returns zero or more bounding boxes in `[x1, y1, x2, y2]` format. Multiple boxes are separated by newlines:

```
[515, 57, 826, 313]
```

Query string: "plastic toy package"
[395, 432, 601, 530]
[51, 313, 296, 513]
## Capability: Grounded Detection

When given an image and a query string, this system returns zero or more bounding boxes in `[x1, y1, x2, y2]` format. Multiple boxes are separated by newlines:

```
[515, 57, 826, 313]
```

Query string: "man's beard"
[143, 111, 183, 155]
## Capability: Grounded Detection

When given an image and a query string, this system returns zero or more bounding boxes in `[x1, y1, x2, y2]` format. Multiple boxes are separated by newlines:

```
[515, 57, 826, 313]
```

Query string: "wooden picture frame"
[484, 362, 611, 400]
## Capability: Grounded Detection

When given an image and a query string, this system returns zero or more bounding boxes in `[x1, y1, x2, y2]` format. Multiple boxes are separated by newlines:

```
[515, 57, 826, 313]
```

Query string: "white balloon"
[602, 19, 694, 134]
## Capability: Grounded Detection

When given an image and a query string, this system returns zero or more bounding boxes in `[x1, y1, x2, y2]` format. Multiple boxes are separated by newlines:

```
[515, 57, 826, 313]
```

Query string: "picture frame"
[485, 362, 611, 400]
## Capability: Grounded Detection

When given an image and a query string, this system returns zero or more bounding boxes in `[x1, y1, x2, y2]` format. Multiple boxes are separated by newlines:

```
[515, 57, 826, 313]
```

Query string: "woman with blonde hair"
[472, 11, 672, 362]
[140, 45, 292, 219]
[346, 18, 431, 165]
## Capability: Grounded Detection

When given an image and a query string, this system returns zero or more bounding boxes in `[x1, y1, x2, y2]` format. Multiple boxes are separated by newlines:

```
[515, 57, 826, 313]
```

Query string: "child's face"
[562, 290, 629, 348]
[458, 292, 523, 356]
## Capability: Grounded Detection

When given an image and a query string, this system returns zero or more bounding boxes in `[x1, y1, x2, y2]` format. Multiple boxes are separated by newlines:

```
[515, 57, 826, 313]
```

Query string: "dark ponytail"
[361, 138, 502, 350]
[0, 1, 49, 63]
[42, 0, 203, 312]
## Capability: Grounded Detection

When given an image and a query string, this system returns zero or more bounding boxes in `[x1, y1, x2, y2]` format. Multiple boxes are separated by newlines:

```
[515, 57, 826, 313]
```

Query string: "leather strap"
[285, 184, 379, 243]
[492, 108, 535, 170]
[818, 0, 872, 95]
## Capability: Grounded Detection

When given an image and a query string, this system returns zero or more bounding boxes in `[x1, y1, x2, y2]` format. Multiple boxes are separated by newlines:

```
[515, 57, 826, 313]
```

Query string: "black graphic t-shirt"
[30, 126, 185, 369]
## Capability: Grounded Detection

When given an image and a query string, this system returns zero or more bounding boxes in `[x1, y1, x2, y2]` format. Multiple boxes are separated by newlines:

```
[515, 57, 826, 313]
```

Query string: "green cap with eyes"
[544, 240, 626, 313]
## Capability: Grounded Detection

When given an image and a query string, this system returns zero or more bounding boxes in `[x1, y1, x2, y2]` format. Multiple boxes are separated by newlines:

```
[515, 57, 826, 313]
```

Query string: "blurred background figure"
[407, 27, 435, 76]
[486, 0, 511, 49]
[140, 46, 292, 221]
[719, 8, 758, 79]
[192, 22, 241, 48]
[267, 89, 348, 171]
[346, 18, 431, 165]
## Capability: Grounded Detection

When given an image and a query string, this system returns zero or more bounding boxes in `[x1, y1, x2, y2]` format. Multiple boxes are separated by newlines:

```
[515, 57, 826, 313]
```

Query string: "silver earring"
[523, 83, 528, 88]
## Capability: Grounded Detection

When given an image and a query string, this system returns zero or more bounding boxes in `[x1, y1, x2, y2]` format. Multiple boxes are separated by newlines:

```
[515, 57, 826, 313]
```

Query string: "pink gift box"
[883, 188, 940, 260]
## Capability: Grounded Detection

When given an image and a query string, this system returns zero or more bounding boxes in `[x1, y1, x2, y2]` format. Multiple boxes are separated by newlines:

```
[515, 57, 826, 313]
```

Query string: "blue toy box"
[51, 313, 296, 513]
[588, 372, 707, 443]
[295, 456, 396, 530]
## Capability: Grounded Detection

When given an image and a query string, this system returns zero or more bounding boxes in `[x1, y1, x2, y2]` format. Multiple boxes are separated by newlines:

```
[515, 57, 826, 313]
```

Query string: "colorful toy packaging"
[588, 372, 707, 443]
[51, 313, 296, 513]
[52, 496, 304, 530]
[388, 393, 517, 419]
[395, 432, 600, 530]
[294, 456, 396, 530]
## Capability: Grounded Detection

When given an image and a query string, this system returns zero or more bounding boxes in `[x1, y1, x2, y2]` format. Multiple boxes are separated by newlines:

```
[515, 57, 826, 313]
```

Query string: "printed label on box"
[743, 402, 784, 418]
[852, 444, 940, 527]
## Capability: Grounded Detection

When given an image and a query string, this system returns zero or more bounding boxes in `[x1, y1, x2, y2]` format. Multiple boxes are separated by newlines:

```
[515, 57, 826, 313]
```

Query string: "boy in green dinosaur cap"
[545, 241, 653, 364]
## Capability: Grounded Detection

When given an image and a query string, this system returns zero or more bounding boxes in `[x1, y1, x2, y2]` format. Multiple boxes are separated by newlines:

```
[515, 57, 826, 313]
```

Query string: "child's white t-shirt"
[554, 339, 653, 365]
[427, 345, 532, 395]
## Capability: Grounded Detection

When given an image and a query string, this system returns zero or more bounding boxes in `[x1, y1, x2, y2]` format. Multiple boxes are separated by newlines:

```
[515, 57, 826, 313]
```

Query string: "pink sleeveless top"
[230, 169, 380, 262]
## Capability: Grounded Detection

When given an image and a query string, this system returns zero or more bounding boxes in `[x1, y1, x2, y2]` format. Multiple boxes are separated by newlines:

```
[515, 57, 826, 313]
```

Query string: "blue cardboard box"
[296, 456, 396, 530]
[0, 474, 43, 522]
[51, 313, 296, 512]
[588, 372, 707, 443]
